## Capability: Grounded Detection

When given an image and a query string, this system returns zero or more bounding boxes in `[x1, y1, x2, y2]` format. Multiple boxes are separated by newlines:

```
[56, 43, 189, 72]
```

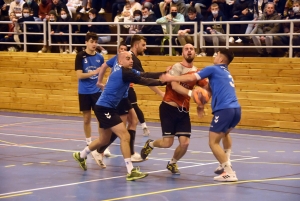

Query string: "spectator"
[228, 0, 254, 43]
[186, 0, 210, 14]
[159, 0, 187, 16]
[88, 8, 111, 54]
[72, 7, 88, 54]
[0, 12, 21, 51]
[111, 0, 126, 21]
[92, 0, 107, 14]
[23, 0, 39, 17]
[177, 5, 206, 56]
[125, 0, 142, 13]
[1, 0, 9, 16]
[251, 2, 281, 56]
[203, 3, 227, 57]
[9, 0, 25, 18]
[262, 0, 286, 17]
[284, 0, 293, 16]
[39, 0, 52, 21]
[56, 8, 74, 53]
[274, 0, 300, 57]
[51, 0, 70, 16]
[66, 0, 81, 17]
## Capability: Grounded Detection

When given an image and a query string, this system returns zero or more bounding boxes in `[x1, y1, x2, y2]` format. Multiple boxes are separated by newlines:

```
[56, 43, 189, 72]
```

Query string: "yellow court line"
[57, 160, 68, 162]
[23, 163, 33, 166]
[103, 178, 300, 201]
[0, 192, 32, 199]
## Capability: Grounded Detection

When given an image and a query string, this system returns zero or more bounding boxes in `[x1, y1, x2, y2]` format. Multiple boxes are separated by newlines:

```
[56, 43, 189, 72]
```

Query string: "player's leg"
[79, 94, 94, 145]
[215, 131, 233, 174]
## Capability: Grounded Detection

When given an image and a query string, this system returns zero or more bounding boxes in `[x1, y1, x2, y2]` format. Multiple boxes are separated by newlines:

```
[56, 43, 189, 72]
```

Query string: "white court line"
[0, 114, 299, 141]
[0, 156, 258, 197]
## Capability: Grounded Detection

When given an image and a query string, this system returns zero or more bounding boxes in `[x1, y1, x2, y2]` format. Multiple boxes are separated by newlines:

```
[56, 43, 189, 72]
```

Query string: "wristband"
[188, 90, 192, 97]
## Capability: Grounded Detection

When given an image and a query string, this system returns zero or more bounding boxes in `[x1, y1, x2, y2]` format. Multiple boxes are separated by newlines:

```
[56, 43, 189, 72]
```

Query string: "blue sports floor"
[0, 111, 300, 201]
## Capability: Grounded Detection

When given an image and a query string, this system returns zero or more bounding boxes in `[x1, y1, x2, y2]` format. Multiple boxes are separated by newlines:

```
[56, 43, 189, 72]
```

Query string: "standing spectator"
[9, 0, 25, 18]
[39, 0, 52, 21]
[251, 2, 281, 56]
[23, 0, 39, 17]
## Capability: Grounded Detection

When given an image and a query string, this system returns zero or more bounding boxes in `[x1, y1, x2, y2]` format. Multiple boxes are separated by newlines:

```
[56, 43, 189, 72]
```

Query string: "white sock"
[224, 149, 232, 165]
[149, 141, 154, 148]
[124, 158, 133, 174]
[86, 137, 92, 145]
[80, 146, 91, 159]
[170, 158, 178, 164]
[141, 122, 147, 129]
[222, 161, 234, 174]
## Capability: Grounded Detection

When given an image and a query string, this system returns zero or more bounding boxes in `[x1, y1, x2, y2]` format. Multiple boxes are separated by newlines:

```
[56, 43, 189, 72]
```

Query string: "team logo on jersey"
[96, 60, 100, 63]
[105, 112, 111, 119]
[214, 116, 219, 123]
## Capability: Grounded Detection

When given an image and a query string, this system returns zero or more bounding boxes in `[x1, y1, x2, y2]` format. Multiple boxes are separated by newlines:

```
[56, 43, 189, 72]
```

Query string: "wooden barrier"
[0, 52, 299, 133]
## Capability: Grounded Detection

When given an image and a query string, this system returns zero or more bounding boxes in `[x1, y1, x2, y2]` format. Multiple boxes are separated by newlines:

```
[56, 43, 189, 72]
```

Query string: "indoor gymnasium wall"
[0, 52, 299, 133]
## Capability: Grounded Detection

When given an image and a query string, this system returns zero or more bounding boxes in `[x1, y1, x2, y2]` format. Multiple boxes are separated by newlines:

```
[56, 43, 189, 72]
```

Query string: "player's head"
[130, 35, 147, 56]
[118, 51, 133, 69]
[182, 44, 196, 63]
[118, 42, 128, 54]
[214, 49, 234, 65]
[85, 32, 98, 52]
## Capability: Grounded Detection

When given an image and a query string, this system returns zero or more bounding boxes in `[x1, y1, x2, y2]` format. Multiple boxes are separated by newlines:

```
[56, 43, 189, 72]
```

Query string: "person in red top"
[141, 43, 208, 174]
[39, 0, 52, 21]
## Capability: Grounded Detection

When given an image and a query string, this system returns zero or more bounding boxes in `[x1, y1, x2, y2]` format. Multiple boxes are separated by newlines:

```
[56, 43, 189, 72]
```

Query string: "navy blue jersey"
[96, 67, 164, 108]
[195, 64, 240, 113]
[75, 51, 104, 94]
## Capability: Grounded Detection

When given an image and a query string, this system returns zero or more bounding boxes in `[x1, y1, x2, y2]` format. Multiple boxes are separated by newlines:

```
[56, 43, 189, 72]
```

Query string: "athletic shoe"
[104, 148, 111, 157]
[99, 8, 105, 14]
[166, 162, 180, 174]
[197, 52, 207, 57]
[79, 8, 86, 13]
[214, 171, 238, 182]
[91, 150, 106, 168]
[235, 38, 242, 43]
[131, 152, 144, 162]
[140, 139, 153, 159]
[143, 127, 150, 136]
[213, 52, 218, 57]
[229, 37, 235, 43]
[214, 164, 224, 174]
[126, 167, 148, 181]
[72, 152, 87, 171]
[101, 49, 108, 55]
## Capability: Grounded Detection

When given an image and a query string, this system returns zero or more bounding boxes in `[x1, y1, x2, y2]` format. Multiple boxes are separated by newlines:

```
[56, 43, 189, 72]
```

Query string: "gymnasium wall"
[0, 52, 299, 133]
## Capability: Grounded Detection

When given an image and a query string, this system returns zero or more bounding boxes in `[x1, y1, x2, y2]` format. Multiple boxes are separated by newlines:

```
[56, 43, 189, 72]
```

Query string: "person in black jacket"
[72, 7, 89, 54]
[23, 0, 39, 17]
[88, 8, 111, 54]
[51, 0, 70, 16]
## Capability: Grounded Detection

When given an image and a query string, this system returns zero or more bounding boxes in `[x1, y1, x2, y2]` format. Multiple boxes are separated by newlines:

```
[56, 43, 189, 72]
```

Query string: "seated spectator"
[92, 0, 106, 14]
[177, 5, 206, 56]
[56, 8, 74, 53]
[0, 12, 10, 50]
[251, 2, 281, 57]
[88, 8, 111, 54]
[51, 0, 70, 16]
[274, 0, 300, 57]
[39, 0, 52, 21]
[157, 4, 185, 55]
[66, 0, 81, 17]
[203, 3, 227, 57]
[9, 0, 25, 18]
[1, 0, 9, 16]
[228, 0, 253, 43]
[159, 0, 187, 16]
[284, 0, 293, 16]
[111, 0, 126, 21]
[244, 0, 261, 42]
[23, 0, 39, 17]
[72, 7, 88, 53]
[1, 12, 22, 51]
[262, 0, 285, 17]
[125, 0, 142, 14]
[185, 0, 210, 14]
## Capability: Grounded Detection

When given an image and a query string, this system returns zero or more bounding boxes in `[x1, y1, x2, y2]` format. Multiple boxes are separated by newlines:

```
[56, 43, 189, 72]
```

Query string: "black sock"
[128, 130, 136, 155]
[97, 132, 118, 153]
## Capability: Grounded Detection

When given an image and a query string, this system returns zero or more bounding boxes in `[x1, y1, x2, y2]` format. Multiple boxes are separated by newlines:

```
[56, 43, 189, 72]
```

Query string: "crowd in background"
[0, 0, 299, 57]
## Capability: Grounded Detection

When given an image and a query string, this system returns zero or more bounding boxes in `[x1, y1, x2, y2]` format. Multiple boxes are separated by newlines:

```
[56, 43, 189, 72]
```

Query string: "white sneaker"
[72, 49, 78, 54]
[143, 127, 150, 137]
[235, 38, 242, 43]
[101, 49, 108, 55]
[99, 8, 105, 14]
[59, 48, 64, 53]
[91, 150, 106, 168]
[213, 52, 218, 57]
[104, 148, 111, 157]
[214, 164, 224, 174]
[79, 8, 86, 13]
[38, 50, 43, 53]
[197, 52, 207, 57]
[131, 152, 144, 162]
[214, 171, 238, 182]
[229, 37, 234, 43]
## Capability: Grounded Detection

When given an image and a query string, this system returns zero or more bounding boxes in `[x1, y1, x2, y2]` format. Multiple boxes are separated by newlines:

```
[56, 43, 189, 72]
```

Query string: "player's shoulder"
[76, 50, 86, 58]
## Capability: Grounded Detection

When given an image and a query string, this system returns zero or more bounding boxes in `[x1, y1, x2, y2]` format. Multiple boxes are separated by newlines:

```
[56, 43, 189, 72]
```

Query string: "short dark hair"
[88, 8, 97, 15]
[187, 6, 196, 14]
[130, 35, 146, 48]
[85, 32, 98, 42]
[219, 49, 234, 65]
[142, 6, 150, 11]
[133, 9, 142, 16]
[119, 42, 127, 49]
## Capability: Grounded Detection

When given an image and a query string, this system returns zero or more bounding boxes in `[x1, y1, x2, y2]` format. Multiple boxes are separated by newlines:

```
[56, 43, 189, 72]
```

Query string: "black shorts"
[128, 87, 137, 104]
[210, 108, 241, 133]
[116, 98, 133, 115]
[78, 92, 101, 111]
[159, 101, 191, 138]
[94, 105, 123, 129]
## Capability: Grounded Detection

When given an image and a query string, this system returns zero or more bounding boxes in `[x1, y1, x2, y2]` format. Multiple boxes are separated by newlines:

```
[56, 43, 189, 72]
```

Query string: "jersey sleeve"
[122, 68, 164, 86]
[196, 66, 215, 80]
[75, 52, 84, 71]
[169, 63, 183, 76]
[106, 55, 117, 68]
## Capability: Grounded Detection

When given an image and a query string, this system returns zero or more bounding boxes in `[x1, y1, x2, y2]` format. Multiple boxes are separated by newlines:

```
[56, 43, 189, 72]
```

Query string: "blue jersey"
[195, 64, 240, 113]
[106, 55, 128, 98]
[75, 51, 104, 94]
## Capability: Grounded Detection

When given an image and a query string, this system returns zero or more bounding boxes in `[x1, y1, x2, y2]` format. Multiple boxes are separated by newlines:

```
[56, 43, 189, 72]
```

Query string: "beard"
[185, 56, 194, 63]
[137, 49, 144, 56]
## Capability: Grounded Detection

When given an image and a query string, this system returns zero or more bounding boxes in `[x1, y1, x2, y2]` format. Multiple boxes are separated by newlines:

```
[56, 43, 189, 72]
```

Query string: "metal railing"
[0, 20, 299, 57]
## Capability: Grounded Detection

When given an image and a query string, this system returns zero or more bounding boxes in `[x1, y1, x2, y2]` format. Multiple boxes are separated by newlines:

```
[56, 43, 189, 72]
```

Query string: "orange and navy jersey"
[163, 62, 199, 111]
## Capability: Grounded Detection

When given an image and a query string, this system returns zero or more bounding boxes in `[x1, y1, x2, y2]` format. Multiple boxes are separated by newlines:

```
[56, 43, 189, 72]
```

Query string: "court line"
[0, 156, 258, 197]
[0, 120, 47, 128]
[0, 192, 32, 199]
[102, 177, 300, 201]
[0, 114, 299, 141]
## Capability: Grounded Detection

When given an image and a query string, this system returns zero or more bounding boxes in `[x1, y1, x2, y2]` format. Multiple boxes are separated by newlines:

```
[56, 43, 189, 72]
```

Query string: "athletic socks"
[222, 161, 234, 174]
[128, 130, 136, 155]
[149, 141, 154, 148]
[169, 158, 178, 164]
[124, 158, 133, 174]
[141, 122, 147, 129]
[80, 146, 91, 159]
[86, 137, 92, 145]
[224, 149, 232, 166]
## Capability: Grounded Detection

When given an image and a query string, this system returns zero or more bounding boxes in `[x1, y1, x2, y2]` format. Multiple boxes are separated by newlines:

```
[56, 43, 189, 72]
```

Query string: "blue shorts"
[209, 108, 241, 133]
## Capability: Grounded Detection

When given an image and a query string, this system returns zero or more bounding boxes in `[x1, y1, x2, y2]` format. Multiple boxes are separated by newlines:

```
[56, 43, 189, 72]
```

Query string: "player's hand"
[97, 82, 105, 90]
[159, 73, 172, 82]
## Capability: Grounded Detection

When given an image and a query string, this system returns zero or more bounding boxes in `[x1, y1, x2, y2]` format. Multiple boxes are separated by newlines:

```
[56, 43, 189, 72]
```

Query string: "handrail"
[0, 20, 299, 57]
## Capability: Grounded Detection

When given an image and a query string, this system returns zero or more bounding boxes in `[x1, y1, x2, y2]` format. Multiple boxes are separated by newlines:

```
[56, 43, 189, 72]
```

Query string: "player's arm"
[122, 68, 165, 86]
[75, 54, 100, 79]
[140, 72, 166, 97]
[96, 62, 109, 89]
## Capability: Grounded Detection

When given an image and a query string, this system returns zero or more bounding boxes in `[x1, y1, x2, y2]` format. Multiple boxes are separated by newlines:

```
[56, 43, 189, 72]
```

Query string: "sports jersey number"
[228, 75, 235, 87]
[84, 58, 87, 63]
